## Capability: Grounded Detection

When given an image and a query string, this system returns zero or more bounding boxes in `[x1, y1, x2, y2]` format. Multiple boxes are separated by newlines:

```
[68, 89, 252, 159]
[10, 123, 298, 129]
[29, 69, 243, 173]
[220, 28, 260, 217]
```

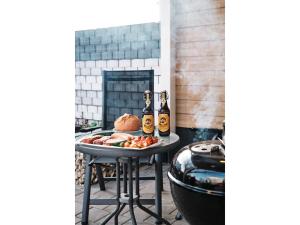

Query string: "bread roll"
[114, 114, 140, 131]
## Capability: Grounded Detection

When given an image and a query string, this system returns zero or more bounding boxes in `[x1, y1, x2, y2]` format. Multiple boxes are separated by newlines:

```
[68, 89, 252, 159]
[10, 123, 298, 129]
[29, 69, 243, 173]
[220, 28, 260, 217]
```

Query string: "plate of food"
[78, 132, 162, 150]
[113, 113, 141, 134]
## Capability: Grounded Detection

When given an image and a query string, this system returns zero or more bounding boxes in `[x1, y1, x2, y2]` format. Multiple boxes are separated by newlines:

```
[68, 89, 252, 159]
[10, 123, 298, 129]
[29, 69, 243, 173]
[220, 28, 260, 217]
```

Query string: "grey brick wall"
[75, 23, 160, 61]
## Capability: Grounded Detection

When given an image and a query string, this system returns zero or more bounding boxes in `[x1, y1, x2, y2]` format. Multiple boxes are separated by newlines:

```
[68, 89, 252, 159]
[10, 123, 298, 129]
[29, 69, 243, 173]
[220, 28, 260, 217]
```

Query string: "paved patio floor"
[75, 163, 188, 225]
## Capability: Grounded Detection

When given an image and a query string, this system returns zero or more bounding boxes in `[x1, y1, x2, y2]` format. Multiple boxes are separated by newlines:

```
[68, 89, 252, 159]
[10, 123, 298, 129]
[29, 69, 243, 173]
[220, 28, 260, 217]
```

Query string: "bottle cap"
[144, 90, 152, 100]
[160, 90, 168, 100]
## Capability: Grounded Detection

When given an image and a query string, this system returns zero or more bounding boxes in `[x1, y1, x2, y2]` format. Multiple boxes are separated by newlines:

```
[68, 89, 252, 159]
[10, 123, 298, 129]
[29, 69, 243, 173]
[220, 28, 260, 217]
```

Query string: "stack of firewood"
[75, 152, 116, 185]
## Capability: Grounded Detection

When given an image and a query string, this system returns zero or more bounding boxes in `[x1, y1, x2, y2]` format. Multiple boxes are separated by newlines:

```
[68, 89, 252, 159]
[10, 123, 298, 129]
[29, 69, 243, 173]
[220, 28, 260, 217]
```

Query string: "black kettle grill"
[168, 140, 225, 225]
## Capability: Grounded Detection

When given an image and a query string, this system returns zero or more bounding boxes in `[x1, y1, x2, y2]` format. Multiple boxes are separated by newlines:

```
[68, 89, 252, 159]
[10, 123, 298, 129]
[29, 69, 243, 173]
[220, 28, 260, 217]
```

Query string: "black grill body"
[168, 140, 225, 225]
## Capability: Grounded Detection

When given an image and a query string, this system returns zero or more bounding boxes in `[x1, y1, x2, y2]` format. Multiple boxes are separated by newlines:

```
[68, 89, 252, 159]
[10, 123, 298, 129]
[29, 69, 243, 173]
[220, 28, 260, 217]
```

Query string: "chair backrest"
[102, 70, 154, 130]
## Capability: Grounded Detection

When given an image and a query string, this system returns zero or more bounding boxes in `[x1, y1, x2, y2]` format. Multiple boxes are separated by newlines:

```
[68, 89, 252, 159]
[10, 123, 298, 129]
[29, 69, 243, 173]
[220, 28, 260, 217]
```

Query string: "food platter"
[77, 137, 162, 150]
[76, 132, 163, 150]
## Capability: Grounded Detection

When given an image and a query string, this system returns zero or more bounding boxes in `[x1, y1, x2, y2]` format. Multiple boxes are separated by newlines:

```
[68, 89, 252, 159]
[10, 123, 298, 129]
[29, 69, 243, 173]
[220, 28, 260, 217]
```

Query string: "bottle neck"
[160, 91, 169, 109]
[145, 97, 151, 108]
[160, 98, 169, 109]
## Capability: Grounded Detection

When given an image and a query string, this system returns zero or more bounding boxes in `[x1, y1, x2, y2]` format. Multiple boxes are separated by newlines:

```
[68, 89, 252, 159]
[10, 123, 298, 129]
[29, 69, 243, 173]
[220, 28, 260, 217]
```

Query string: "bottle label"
[158, 114, 169, 132]
[142, 115, 154, 134]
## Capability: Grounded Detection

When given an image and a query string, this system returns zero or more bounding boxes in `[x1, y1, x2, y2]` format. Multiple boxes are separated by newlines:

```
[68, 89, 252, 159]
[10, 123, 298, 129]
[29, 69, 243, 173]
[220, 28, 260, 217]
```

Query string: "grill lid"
[169, 140, 225, 195]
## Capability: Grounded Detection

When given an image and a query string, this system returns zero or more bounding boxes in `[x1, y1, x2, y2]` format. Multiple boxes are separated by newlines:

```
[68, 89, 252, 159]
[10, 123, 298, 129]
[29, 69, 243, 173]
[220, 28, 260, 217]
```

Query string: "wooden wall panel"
[175, 0, 225, 14]
[177, 100, 225, 117]
[176, 56, 224, 72]
[175, 8, 225, 28]
[176, 24, 225, 43]
[174, 0, 225, 129]
[176, 85, 225, 102]
[177, 114, 224, 129]
[176, 71, 225, 86]
[176, 40, 224, 57]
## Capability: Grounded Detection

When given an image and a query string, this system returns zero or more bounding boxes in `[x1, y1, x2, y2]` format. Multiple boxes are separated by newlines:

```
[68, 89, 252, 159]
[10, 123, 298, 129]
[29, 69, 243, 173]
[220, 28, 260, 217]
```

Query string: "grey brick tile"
[80, 37, 90, 45]
[119, 42, 131, 51]
[75, 31, 85, 38]
[132, 92, 141, 100]
[138, 49, 152, 59]
[125, 32, 138, 42]
[96, 44, 107, 52]
[130, 24, 145, 33]
[91, 52, 102, 60]
[76, 46, 85, 54]
[151, 30, 160, 40]
[120, 108, 132, 115]
[112, 34, 124, 43]
[90, 36, 102, 45]
[83, 30, 95, 37]
[102, 51, 112, 60]
[113, 51, 125, 60]
[75, 37, 80, 46]
[152, 48, 160, 58]
[95, 28, 107, 37]
[125, 83, 138, 92]
[120, 92, 131, 100]
[80, 53, 90, 61]
[124, 50, 137, 59]
[85, 45, 95, 53]
[144, 23, 160, 33]
[107, 43, 118, 51]
[138, 32, 152, 41]
[131, 41, 144, 50]
[145, 40, 159, 49]
[101, 35, 112, 44]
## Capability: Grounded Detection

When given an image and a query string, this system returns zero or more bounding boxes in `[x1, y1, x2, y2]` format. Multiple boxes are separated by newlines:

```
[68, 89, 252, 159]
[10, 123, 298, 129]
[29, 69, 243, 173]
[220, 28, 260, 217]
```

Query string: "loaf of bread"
[114, 114, 141, 131]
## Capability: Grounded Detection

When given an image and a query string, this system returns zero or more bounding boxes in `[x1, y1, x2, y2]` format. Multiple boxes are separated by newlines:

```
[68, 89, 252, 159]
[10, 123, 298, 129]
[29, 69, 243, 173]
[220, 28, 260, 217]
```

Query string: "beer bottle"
[142, 90, 154, 136]
[158, 90, 170, 136]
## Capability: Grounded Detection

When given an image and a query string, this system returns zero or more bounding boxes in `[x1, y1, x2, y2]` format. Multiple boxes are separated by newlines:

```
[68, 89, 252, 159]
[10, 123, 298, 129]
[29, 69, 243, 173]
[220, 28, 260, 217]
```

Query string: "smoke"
[193, 86, 218, 128]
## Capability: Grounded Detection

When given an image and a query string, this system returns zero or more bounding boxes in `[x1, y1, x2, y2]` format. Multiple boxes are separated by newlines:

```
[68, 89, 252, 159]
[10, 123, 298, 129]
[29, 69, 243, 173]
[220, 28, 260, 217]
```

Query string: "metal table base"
[99, 157, 170, 225]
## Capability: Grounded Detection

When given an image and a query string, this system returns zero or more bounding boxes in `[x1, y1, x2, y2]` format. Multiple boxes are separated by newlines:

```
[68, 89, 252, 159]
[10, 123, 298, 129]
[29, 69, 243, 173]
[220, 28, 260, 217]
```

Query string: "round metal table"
[75, 130, 180, 225]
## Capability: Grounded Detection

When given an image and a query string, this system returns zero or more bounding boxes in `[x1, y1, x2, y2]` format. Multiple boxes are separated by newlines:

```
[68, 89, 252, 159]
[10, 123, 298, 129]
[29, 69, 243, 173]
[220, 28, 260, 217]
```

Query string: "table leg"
[114, 160, 129, 224]
[135, 158, 140, 197]
[155, 153, 163, 224]
[135, 158, 171, 225]
[101, 159, 121, 225]
[95, 164, 105, 191]
[128, 158, 137, 225]
[123, 163, 127, 193]
[159, 154, 164, 191]
[82, 154, 92, 225]
[114, 203, 126, 225]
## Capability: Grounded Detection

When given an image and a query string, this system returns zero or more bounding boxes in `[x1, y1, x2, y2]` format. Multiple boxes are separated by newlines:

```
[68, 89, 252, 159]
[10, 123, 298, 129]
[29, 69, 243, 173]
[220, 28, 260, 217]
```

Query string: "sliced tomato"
[145, 137, 153, 145]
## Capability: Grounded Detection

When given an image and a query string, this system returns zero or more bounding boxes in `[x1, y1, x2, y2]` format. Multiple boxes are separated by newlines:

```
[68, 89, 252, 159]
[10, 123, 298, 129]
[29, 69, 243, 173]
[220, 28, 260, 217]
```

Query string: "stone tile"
[75, 186, 84, 196]
[102, 214, 130, 225]
[75, 201, 83, 216]
[121, 206, 154, 223]
[78, 207, 110, 223]
[144, 204, 177, 224]
[75, 216, 81, 224]
[171, 219, 189, 225]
